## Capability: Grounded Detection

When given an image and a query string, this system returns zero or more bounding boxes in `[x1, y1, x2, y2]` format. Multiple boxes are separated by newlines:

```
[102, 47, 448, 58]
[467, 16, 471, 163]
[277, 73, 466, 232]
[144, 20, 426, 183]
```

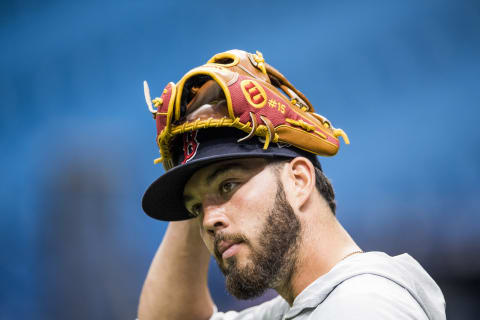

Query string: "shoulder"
[311, 274, 428, 319]
[209, 295, 288, 320]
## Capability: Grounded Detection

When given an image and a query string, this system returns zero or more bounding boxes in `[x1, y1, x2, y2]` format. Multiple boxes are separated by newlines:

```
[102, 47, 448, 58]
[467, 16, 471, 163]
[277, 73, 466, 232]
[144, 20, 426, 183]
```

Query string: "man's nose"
[202, 198, 229, 236]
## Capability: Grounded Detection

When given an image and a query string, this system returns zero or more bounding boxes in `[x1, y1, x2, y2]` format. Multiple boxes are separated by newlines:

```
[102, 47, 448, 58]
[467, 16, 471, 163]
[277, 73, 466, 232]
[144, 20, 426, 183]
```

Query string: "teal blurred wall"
[1, 0, 479, 318]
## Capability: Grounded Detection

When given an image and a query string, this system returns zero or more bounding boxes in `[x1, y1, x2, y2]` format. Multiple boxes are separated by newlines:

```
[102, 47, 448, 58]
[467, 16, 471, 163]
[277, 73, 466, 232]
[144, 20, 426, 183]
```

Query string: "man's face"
[183, 158, 302, 299]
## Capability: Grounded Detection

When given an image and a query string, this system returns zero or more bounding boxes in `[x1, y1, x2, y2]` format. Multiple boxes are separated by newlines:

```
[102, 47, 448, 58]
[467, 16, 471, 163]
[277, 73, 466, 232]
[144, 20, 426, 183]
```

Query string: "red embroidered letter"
[182, 131, 199, 164]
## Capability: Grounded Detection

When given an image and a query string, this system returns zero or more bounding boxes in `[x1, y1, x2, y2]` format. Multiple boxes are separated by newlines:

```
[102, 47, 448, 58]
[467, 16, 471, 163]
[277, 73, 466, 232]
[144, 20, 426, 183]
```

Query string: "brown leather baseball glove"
[144, 49, 349, 171]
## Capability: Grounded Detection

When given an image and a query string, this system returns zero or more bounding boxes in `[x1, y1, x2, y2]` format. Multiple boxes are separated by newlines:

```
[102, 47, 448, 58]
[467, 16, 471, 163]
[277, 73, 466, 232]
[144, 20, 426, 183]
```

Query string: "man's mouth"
[217, 240, 243, 260]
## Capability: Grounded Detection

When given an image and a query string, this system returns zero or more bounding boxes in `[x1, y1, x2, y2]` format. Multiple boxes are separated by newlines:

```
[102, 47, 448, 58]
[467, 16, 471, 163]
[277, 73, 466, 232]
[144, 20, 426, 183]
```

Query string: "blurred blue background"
[1, 0, 479, 319]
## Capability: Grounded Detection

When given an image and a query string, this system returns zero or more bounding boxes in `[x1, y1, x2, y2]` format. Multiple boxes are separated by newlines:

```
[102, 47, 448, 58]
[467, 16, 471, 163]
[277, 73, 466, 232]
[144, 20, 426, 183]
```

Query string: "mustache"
[213, 232, 249, 260]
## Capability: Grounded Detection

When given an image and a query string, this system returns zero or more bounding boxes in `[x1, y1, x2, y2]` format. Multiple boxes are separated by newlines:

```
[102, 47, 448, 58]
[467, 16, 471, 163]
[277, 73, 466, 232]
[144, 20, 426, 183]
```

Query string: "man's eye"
[190, 203, 202, 217]
[220, 181, 237, 194]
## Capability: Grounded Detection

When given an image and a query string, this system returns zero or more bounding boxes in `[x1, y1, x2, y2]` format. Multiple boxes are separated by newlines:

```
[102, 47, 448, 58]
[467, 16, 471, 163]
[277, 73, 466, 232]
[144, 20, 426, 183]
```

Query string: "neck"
[274, 213, 361, 306]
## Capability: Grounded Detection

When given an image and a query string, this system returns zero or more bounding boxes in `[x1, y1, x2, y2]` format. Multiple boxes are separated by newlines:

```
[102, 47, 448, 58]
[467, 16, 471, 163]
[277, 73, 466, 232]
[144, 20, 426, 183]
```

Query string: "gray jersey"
[210, 252, 446, 320]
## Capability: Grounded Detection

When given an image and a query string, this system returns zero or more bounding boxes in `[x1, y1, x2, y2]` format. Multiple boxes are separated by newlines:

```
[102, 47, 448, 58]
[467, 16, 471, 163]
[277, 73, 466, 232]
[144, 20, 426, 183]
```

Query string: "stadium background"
[1, 0, 478, 318]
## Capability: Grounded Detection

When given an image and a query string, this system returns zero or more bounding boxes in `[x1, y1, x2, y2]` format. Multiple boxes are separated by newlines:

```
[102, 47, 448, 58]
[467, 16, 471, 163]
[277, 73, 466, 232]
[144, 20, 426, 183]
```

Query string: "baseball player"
[138, 50, 446, 319]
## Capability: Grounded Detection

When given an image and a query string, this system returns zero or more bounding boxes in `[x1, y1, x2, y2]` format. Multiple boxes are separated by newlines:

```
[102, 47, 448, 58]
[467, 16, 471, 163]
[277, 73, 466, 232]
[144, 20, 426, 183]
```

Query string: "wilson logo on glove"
[241, 80, 267, 108]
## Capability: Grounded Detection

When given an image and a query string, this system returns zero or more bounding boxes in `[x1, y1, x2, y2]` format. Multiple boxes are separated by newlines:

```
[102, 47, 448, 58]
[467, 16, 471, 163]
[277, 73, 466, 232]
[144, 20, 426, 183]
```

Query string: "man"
[138, 50, 446, 319]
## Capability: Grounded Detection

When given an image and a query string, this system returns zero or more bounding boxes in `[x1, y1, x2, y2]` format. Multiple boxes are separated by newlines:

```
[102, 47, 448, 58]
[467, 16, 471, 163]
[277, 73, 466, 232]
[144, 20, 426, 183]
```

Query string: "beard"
[213, 183, 302, 300]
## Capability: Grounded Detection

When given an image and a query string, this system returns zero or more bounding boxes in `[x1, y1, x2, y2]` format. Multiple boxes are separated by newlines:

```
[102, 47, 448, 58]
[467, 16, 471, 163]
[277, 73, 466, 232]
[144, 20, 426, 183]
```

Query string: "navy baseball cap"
[142, 127, 321, 221]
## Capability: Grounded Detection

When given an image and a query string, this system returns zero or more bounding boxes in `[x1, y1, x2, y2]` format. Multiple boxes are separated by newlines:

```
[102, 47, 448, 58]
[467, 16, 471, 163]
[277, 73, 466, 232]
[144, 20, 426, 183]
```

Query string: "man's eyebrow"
[183, 162, 251, 204]
[206, 162, 249, 186]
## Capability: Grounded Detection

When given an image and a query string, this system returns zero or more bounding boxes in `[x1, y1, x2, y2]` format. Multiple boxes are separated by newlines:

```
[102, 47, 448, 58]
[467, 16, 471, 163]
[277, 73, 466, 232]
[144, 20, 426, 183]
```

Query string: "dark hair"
[268, 158, 336, 215]
[313, 165, 336, 215]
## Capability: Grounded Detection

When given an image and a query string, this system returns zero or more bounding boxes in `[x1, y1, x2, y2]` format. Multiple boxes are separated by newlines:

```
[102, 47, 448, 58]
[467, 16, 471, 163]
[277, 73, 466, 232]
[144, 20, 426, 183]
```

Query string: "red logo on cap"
[182, 131, 199, 164]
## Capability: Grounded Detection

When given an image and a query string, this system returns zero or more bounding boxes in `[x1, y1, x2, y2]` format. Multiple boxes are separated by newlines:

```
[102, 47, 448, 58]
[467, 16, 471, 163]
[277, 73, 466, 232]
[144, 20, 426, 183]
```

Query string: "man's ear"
[284, 157, 316, 210]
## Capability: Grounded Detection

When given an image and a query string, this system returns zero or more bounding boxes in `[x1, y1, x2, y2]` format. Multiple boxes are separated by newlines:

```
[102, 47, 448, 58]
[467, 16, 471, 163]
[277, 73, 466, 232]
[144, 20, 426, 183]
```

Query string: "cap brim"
[142, 151, 293, 221]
